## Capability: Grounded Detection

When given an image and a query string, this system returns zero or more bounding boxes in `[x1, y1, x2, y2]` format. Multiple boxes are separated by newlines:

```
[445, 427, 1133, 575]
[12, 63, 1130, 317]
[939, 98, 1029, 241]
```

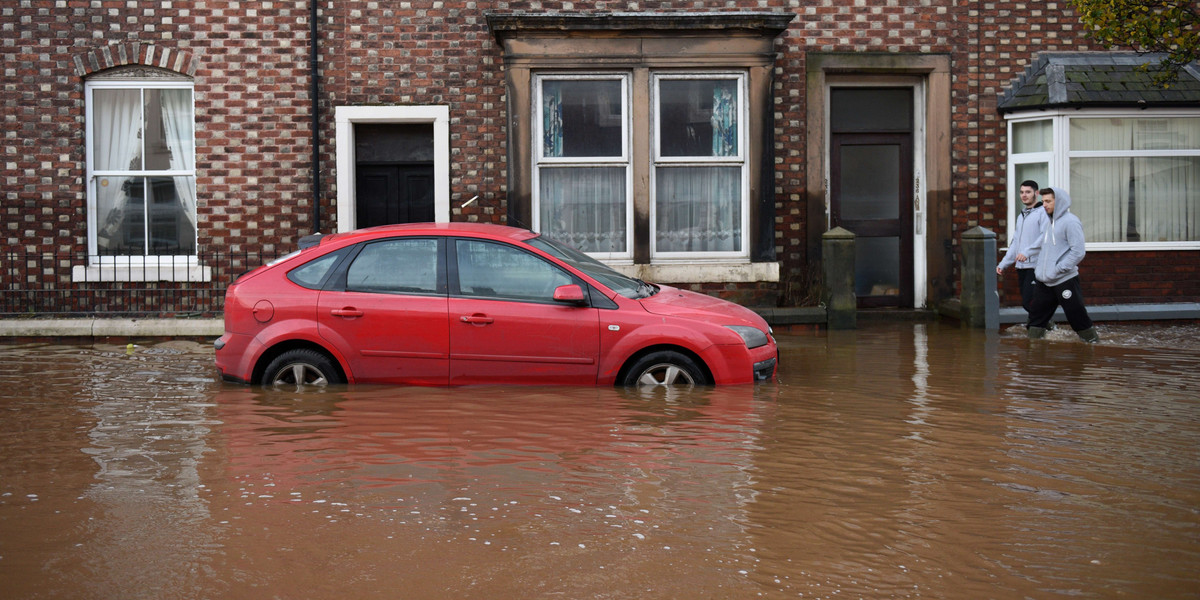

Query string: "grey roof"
[997, 52, 1200, 114]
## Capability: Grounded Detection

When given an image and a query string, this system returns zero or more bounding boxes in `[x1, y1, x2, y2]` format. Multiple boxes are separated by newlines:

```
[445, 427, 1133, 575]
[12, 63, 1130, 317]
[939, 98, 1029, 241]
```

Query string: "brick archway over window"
[73, 43, 198, 78]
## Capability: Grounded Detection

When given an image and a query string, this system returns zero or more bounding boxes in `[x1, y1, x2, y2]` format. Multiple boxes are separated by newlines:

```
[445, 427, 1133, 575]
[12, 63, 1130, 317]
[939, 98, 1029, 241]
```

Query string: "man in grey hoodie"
[997, 179, 1047, 323]
[1027, 187, 1100, 342]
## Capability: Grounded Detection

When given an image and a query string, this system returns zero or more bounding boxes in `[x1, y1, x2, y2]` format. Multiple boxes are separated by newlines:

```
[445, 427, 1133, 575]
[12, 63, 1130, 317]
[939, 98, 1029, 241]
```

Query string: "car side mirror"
[552, 284, 587, 306]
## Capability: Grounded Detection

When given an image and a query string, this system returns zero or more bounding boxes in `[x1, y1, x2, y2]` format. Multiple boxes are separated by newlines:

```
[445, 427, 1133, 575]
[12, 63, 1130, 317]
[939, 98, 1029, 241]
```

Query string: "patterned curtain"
[711, 82, 737, 157]
[543, 85, 563, 158]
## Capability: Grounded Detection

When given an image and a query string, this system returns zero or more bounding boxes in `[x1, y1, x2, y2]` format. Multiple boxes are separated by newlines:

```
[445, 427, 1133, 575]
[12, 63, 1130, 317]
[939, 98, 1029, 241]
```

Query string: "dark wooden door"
[355, 164, 435, 228]
[831, 132, 914, 307]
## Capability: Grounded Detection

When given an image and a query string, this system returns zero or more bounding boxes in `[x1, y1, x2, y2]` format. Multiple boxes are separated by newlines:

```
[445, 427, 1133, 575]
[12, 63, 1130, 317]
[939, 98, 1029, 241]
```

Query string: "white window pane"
[93, 89, 143, 171]
[96, 176, 137, 255]
[146, 177, 196, 255]
[1071, 157, 1200, 243]
[1015, 163, 1048, 193]
[542, 80, 623, 158]
[658, 79, 739, 157]
[539, 167, 627, 253]
[1013, 119, 1052, 154]
[144, 88, 194, 171]
[1072, 117, 1200, 152]
[655, 166, 741, 252]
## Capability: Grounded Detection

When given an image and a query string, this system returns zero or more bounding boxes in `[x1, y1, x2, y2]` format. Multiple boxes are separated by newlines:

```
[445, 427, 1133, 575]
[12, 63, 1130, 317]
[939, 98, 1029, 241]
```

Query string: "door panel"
[448, 297, 600, 385]
[316, 237, 448, 385]
[831, 132, 913, 307]
[318, 292, 449, 385]
[355, 164, 435, 227]
[448, 238, 600, 385]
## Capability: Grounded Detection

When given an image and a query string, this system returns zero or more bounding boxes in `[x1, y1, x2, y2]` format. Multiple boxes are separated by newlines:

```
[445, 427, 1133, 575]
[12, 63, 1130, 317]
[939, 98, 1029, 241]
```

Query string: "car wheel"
[622, 350, 709, 387]
[263, 349, 342, 388]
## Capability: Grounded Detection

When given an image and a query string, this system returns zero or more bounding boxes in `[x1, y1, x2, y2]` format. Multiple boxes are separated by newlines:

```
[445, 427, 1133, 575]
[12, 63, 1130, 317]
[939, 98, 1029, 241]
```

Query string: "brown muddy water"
[1, 323, 1198, 599]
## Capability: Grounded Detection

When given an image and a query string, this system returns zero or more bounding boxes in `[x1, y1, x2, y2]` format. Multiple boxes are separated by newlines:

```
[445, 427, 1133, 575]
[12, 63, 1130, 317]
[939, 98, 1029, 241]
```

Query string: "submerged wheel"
[622, 350, 709, 387]
[262, 349, 342, 388]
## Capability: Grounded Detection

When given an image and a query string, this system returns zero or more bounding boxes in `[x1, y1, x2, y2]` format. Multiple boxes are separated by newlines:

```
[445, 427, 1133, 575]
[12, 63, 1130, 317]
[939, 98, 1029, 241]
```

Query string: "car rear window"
[287, 249, 348, 289]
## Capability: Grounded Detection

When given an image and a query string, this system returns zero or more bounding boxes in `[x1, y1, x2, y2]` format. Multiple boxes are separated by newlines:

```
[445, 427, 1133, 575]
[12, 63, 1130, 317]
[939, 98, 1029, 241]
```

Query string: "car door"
[448, 238, 600, 385]
[316, 237, 449, 385]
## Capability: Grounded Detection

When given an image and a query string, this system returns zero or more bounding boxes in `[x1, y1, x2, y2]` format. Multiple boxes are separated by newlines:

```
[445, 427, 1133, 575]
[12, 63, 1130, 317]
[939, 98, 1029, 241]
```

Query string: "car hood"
[639, 285, 769, 329]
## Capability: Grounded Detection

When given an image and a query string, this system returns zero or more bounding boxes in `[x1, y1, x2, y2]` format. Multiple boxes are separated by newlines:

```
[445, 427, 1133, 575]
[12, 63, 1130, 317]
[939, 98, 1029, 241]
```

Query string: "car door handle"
[331, 307, 364, 318]
[460, 314, 494, 325]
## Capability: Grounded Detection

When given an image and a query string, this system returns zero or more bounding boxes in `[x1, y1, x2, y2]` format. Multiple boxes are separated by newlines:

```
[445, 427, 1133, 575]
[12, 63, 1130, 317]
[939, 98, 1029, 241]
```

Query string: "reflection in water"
[0, 327, 1198, 598]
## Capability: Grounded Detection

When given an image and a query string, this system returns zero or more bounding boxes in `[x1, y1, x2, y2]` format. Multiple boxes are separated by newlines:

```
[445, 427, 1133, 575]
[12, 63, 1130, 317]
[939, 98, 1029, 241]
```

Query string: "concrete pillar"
[961, 226, 999, 329]
[822, 227, 856, 330]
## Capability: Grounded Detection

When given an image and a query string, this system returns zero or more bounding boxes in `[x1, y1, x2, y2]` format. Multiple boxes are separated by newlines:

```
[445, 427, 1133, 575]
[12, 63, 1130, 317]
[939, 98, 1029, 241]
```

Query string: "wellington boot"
[1077, 327, 1100, 344]
[1027, 326, 1047, 340]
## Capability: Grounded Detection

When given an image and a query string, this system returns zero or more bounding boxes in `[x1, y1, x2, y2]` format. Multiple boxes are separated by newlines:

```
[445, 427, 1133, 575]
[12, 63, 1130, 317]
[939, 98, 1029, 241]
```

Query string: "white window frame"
[1006, 109, 1200, 251]
[77, 78, 206, 283]
[651, 71, 750, 262]
[531, 73, 634, 262]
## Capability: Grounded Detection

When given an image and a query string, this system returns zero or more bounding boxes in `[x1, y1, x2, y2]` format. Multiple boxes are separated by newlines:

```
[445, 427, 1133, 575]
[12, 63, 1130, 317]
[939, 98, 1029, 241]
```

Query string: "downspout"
[310, 0, 321, 233]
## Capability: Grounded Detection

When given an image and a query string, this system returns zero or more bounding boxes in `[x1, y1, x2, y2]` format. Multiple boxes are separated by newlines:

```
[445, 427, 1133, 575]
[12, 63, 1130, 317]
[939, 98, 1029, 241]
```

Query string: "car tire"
[263, 349, 343, 387]
[622, 350, 709, 387]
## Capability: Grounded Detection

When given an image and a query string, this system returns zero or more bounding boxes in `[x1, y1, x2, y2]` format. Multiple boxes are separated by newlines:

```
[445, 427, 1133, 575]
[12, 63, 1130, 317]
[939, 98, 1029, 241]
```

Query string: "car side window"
[287, 248, 349, 290]
[455, 239, 572, 302]
[346, 238, 441, 294]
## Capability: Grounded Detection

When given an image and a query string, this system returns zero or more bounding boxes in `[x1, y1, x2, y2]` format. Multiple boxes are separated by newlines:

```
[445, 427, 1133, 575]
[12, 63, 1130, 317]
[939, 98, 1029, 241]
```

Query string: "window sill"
[72, 264, 213, 283]
[610, 262, 779, 284]
[1086, 242, 1200, 252]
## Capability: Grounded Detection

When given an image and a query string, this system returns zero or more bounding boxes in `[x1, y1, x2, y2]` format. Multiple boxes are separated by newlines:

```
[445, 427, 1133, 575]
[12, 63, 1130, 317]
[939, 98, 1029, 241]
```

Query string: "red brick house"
[2, 1, 1197, 319]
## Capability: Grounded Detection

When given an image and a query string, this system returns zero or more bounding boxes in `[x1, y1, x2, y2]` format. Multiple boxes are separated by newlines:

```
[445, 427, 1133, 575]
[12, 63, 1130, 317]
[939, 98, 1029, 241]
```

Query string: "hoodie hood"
[1034, 185, 1086, 287]
[1047, 186, 1071, 220]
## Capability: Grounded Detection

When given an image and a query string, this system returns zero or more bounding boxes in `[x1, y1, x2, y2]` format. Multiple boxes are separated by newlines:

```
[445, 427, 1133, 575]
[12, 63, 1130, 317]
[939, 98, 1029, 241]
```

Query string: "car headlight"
[725, 325, 769, 349]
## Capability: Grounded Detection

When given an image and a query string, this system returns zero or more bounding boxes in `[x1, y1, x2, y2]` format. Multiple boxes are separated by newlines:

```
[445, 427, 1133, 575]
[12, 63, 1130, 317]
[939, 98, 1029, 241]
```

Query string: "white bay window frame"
[1006, 109, 1200, 251]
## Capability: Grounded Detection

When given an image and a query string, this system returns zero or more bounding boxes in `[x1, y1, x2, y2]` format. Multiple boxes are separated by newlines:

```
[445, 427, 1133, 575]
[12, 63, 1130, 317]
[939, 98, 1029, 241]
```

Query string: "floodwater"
[1, 323, 1198, 599]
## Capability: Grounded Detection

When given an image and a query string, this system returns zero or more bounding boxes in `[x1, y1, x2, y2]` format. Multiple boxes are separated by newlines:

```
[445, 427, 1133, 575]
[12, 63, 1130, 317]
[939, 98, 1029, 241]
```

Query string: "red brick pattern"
[2, 0, 1196, 312]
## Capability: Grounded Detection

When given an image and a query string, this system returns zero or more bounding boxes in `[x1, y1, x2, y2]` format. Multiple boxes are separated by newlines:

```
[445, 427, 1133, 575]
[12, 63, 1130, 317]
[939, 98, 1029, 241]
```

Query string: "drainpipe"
[310, 0, 321, 233]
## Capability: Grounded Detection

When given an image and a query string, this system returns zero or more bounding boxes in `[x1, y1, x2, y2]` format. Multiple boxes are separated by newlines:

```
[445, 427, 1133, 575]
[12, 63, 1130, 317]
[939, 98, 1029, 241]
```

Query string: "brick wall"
[2, 0, 1195, 314]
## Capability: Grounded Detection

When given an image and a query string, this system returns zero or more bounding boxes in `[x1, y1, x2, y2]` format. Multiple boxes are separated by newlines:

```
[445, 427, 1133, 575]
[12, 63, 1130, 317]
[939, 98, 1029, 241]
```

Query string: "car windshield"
[526, 236, 658, 299]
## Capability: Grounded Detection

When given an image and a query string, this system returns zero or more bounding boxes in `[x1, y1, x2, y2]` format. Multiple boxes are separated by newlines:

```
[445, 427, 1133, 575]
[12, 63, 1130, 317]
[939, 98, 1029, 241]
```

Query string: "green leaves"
[1069, 0, 1200, 87]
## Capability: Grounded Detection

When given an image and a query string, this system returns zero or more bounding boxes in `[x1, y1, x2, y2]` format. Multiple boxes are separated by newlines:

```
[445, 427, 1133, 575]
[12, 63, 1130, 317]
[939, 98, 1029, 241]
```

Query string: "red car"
[214, 223, 777, 387]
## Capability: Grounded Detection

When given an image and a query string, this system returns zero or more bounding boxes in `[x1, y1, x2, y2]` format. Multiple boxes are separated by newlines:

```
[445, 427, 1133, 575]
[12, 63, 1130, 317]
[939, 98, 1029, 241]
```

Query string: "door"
[355, 164, 435, 227]
[448, 238, 600, 385]
[353, 123, 436, 227]
[316, 237, 449, 385]
[829, 87, 915, 308]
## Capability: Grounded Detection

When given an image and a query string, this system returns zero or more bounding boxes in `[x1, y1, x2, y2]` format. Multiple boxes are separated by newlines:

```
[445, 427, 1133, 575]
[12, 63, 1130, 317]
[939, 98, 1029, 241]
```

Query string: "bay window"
[653, 74, 747, 259]
[534, 76, 631, 260]
[1007, 111, 1200, 249]
[489, 11, 790, 282]
[533, 71, 749, 262]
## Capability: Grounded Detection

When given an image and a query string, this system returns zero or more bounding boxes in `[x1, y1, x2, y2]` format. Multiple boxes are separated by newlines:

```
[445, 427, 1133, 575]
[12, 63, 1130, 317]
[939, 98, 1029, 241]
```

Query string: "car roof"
[317, 222, 539, 247]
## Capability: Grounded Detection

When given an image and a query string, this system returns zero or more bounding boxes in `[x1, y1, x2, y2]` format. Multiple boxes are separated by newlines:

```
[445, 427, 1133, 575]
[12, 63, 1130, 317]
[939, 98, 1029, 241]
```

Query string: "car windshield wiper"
[635, 278, 658, 298]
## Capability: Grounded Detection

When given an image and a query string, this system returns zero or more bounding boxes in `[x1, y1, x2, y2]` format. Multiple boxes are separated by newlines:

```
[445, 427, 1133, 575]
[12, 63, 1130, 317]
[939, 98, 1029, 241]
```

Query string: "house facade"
[2, 1, 1197, 318]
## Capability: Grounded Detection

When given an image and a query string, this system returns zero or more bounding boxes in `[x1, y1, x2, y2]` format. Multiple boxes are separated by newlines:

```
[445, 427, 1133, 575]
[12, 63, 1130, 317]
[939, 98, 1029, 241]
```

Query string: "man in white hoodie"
[1027, 186, 1100, 342]
[997, 179, 1047, 324]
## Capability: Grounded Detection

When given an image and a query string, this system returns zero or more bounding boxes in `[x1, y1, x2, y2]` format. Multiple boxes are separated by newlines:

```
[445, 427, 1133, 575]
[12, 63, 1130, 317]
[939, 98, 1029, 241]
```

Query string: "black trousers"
[1017, 268, 1037, 316]
[1028, 276, 1094, 331]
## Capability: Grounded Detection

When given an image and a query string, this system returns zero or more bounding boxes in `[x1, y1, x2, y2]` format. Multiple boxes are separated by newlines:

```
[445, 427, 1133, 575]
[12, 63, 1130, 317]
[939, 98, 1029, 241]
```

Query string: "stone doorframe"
[334, 105, 451, 231]
[805, 53, 953, 307]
